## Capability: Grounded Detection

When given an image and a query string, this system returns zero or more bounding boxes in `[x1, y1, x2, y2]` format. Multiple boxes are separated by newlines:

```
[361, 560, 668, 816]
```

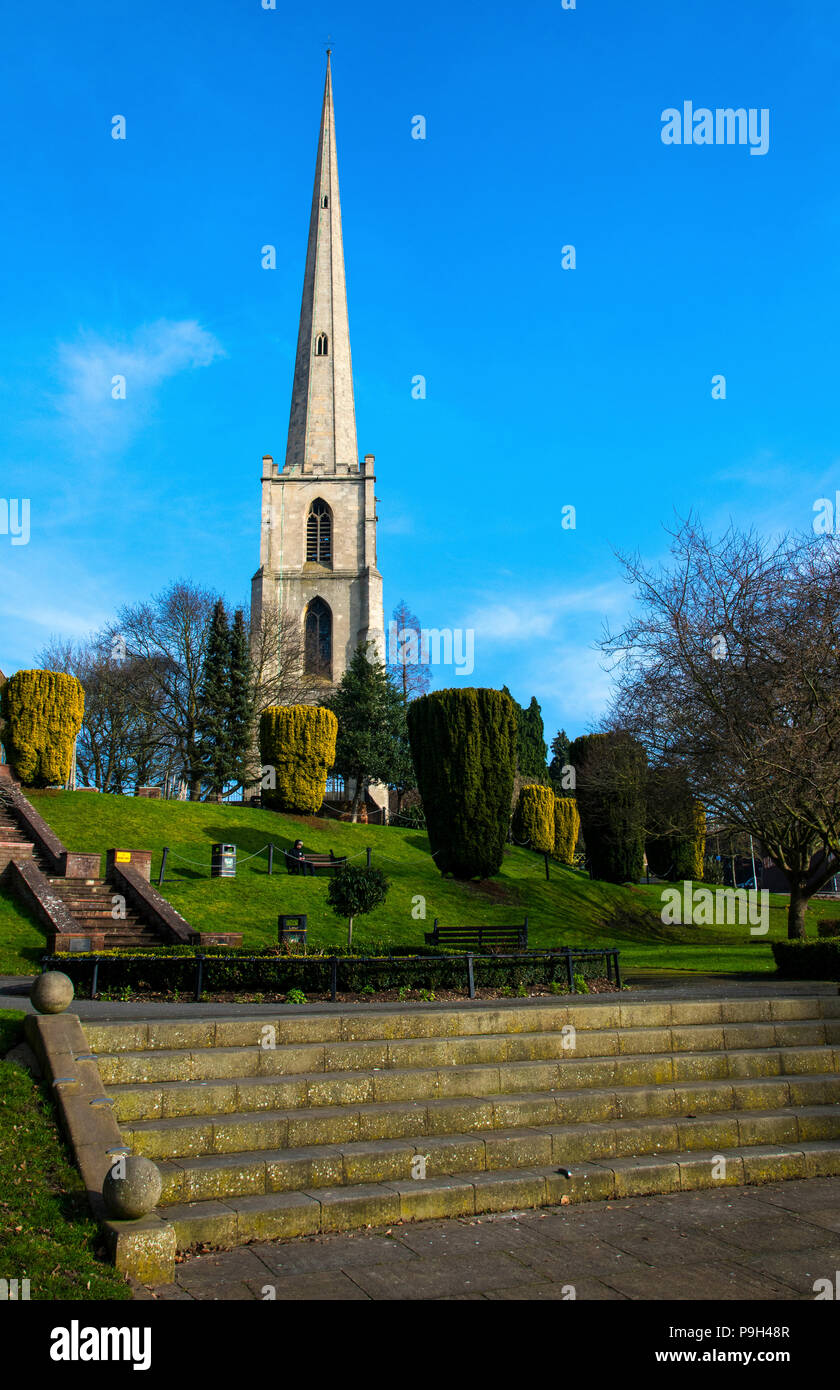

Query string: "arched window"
[321, 194, 329, 208]
[304, 597, 332, 678]
[306, 498, 332, 565]
[314, 332, 328, 357]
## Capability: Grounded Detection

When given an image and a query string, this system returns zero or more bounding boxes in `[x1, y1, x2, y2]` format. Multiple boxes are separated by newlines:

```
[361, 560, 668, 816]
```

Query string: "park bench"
[424, 919, 529, 950]
[284, 849, 347, 877]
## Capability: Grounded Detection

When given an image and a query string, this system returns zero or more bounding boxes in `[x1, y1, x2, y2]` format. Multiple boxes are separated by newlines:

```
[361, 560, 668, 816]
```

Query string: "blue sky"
[1, 0, 838, 745]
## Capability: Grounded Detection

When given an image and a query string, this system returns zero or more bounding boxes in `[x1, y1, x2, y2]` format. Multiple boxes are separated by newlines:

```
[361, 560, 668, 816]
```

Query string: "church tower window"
[314, 332, 328, 356]
[306, 498, 332, 564]
[321, 194, 329, 208]
[304, 597, 332, 678]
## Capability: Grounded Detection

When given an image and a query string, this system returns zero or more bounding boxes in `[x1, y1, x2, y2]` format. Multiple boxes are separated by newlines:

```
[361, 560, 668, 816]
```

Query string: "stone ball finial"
[31, 971, 75, 1015]
[102, 1156, 163, 1220]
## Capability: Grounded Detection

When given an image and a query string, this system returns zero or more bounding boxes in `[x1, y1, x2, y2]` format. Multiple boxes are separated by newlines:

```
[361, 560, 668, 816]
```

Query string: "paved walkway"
[2, 974, 837, 1021]
[131, 1177, 840, 1301]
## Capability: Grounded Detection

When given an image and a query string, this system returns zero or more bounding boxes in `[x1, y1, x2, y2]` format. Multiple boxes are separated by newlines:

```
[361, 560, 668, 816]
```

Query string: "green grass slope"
[0, 790, 834, 977]
[0, 1011, 131, 1300]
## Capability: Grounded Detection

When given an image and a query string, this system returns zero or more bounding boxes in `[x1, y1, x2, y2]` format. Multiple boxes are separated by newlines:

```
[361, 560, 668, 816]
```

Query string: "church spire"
[284, 52, 359, 475]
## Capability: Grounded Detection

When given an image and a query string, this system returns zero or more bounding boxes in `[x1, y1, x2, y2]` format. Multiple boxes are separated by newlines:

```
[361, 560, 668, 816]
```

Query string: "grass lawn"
[0, 1010, 131, 1300]
[1, 790, 836, 978]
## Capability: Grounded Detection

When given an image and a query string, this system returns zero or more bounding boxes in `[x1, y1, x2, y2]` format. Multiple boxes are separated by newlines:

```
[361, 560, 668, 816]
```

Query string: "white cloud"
[462, 581, 628, 645]
[55, 319, 224, 447]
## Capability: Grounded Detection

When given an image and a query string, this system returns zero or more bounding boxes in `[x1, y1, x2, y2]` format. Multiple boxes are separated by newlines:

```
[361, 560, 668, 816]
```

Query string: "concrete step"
[150, 1105, 840, 1205]
[119, 1071, 840, 1158]
[106, 1045, 840, 1123]
[83, 994, 840, 1057]
[153, 1140, 840, 1251]
[94, 1018, 840, 1085]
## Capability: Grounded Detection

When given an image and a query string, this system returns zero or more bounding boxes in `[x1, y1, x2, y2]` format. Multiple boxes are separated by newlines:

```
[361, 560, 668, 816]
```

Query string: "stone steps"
[152, 1142, 840, 1249]
[93, 1016, 840, 1085]
[118, 1071, 840, 1157]
[82, 994, 840, 1256]
[149, 1105, 840, 1205]
[107, 1045, 840, 1125]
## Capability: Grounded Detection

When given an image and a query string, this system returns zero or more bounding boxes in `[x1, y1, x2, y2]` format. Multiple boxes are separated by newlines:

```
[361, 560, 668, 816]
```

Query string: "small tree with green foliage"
[327, 863, 390, 949]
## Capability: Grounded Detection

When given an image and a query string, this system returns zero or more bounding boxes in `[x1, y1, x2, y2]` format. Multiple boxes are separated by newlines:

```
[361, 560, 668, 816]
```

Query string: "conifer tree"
[228, 609, 253, 790]
[326, 643, 408, 821]
[197, 599, 232, 798]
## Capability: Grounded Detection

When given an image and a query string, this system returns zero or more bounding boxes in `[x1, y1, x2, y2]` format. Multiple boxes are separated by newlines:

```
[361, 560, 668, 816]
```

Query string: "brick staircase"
[0, 800, 34, 874]
[0, 791, 167, 947]
[83, 991, 840, 1254]
[44, 876, 164, 948]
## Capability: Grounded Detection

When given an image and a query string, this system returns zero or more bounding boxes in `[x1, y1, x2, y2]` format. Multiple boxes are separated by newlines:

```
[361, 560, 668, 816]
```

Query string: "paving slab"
[141, 1175, 840, 1300]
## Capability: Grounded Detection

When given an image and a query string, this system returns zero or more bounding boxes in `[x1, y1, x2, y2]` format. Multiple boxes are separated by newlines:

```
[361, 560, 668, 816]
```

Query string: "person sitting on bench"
[288, 839, 314, 877]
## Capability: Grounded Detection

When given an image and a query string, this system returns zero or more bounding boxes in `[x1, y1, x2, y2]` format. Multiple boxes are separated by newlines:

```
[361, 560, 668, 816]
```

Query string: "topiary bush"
[513, 784, 555, 852]
[259, 704, 338, 814]
[569, 731, 646, 884]
[0, 669, 84, 786]
[553, 796, 581, 863]
[407, 687, 517, 879]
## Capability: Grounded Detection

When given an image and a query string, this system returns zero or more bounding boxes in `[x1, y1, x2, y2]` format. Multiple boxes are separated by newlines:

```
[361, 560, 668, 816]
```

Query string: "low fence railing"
[40, 945, 621, 1002]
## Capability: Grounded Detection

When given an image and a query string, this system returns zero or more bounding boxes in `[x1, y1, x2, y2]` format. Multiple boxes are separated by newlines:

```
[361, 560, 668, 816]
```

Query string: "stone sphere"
[30, 971, 75, 1015]
[102, 1156, 162, 1220]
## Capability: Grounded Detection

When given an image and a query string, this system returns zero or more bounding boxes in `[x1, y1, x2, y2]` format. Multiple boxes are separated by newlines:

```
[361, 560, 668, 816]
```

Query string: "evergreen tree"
[407, 687, 517, 879]
[228, 609, 253, 790]
[549, 728, 573, 792]
[197, 600, 232, 798]
[326, 643, 409, 821]
[502, 687, 548, 783]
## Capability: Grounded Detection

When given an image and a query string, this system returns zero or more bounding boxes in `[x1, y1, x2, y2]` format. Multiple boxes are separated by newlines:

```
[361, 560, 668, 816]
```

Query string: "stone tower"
[251, 52, 385, 709]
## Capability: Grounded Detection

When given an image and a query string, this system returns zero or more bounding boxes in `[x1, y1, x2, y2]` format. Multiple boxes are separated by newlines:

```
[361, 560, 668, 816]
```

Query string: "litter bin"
[278, 914, 307, 950]
[211, 843, 237, 878]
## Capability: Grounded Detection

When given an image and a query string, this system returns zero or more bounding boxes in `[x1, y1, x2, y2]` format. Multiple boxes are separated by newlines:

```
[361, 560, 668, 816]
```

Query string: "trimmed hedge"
[407, 687, 517, 879]
[553, 796, 580, 864]
[259, 704, 338, 814]
[1, 669, 84, 786]
[771, 939, 840, 979]
[513, 784, 555, 853]
[569, 732, 646, 884]
[817, 920, 840, 939]
[46, 944, 610, 997]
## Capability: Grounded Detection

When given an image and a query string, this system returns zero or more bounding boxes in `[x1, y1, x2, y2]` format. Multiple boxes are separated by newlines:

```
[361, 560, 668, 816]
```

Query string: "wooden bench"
[284, 849, 347, 877]
[424, 919, 528, 950]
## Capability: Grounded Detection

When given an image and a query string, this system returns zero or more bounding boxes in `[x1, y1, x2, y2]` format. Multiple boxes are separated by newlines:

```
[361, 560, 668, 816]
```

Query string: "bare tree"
[387, 598, 432, 702]
[111, 581, 218, 800]
[602, 517, 840, 938]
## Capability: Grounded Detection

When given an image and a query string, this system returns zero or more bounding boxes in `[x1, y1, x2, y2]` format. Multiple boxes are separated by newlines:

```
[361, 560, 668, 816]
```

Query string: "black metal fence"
[41, 945, 620, 1002]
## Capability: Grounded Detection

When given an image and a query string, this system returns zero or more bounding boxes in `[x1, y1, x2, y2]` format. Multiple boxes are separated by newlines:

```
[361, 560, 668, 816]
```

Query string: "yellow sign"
[115, 851, 131, 863]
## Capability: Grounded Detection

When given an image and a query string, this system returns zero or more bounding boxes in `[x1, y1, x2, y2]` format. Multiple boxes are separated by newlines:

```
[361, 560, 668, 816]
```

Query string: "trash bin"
[278, 914, 307, 950]
[211, 843, 237, 878]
